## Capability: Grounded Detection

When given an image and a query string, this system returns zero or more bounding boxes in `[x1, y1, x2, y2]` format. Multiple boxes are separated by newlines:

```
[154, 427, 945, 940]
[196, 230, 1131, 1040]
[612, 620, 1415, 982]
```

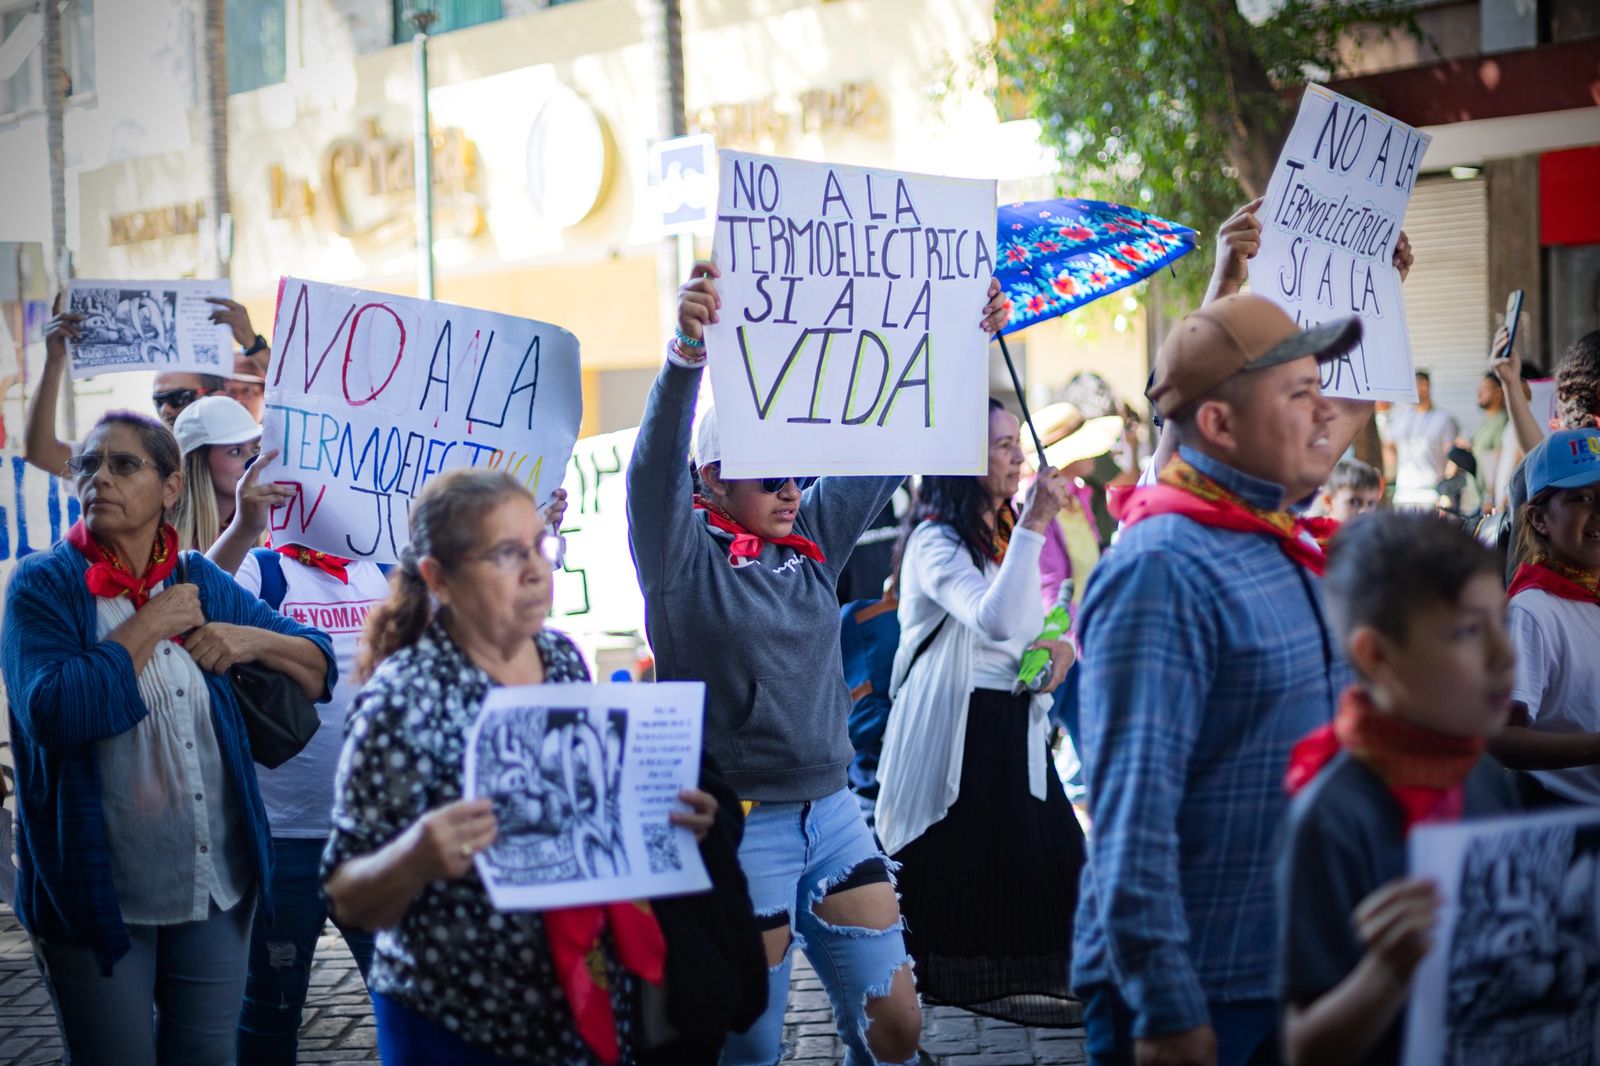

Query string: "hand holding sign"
[1248, 85, 1431, 402]
[705, 151, 997, 478]
[678, 261, 722, 345]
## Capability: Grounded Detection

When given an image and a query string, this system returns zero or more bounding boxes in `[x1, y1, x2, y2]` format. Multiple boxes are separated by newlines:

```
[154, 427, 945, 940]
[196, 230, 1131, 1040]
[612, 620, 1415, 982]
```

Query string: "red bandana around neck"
[65, 520, 180, 610]
[277, 544, 351, 584]
[1286, 687, 1484, 831]
[544, 901, 666, 1064]
[693, 496, 826, 565]
[1120, 457, 1327, 575]
[1508, 556, 1600, 605]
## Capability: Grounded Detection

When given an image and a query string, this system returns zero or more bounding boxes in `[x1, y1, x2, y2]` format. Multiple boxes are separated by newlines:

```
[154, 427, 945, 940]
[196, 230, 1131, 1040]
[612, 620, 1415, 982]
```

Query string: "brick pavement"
[0, 908, 1085, 1064]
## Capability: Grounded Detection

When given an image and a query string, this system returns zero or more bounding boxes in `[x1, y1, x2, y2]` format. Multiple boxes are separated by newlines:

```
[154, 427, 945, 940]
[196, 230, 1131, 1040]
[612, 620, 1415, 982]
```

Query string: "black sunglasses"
[64, 451, 162, 480]
[759, 476, 817, 493]
[151, 388, 199, 410]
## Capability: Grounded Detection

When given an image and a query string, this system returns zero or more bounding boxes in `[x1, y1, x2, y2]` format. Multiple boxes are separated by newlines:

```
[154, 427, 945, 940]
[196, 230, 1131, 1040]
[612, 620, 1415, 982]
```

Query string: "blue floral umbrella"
[991, 197, 1197, 454]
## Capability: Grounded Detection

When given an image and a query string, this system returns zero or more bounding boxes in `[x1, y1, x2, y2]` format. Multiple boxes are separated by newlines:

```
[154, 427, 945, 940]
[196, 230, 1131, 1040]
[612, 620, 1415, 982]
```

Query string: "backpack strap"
[249, 547, 288, 611]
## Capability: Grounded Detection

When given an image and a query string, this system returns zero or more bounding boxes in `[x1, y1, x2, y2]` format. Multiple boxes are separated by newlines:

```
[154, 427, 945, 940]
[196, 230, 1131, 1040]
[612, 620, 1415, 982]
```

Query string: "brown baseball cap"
[1147, 294, 1362, 418]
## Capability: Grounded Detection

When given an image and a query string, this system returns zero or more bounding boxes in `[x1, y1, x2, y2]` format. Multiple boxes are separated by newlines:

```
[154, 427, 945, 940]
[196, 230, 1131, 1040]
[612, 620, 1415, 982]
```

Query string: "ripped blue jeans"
[721, 787, 916, 1066]
[237, 837, 375, 1065]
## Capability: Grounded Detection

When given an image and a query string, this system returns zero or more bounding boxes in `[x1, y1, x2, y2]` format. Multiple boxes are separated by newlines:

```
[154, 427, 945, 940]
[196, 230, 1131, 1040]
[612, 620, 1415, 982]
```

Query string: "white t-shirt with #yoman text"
[1509, 587, 1600, 806]
[234, 552, 391, 837]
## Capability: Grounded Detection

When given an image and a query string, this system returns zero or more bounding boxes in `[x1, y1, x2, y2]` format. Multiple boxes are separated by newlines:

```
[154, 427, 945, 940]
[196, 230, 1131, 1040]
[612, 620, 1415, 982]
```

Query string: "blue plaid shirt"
[1072, 447, 1349, 1036]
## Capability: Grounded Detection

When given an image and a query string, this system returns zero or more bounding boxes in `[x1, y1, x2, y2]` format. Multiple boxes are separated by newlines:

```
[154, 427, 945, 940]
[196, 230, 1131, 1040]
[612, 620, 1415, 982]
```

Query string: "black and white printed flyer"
[464, 682, 711, 910]
[1404, 807, 1600, 1066]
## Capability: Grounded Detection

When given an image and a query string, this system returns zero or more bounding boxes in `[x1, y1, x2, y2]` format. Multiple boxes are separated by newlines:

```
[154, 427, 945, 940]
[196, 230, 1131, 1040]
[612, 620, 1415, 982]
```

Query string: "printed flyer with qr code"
[464, 682, 710, 909]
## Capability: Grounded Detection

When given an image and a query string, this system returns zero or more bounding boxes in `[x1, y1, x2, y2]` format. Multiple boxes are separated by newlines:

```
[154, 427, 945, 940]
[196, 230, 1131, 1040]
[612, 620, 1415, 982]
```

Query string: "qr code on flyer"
[643, 823, 683, 874]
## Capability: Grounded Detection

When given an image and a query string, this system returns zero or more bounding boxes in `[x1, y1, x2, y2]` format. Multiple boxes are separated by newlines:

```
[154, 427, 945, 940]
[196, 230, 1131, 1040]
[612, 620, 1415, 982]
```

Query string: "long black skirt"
[891, 687, 1085, 1027]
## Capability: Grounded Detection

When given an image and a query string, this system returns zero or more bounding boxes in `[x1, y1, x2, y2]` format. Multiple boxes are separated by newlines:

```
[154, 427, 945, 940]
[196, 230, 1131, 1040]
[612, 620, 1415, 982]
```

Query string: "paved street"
[0, 907, 1085, 1064]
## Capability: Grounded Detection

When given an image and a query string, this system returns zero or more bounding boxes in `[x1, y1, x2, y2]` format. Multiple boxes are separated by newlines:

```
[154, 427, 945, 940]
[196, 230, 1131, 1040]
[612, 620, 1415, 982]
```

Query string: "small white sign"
[1403, 807, 1600, 1066]
[464, 682, 710, 910]
[1250, 85, 1431, 402]
[66, 279, 236, 379]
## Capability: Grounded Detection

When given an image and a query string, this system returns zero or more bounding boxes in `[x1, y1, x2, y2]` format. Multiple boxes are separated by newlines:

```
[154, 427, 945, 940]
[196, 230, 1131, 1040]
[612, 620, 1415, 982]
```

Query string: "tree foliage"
[993, 0, 1424, 298]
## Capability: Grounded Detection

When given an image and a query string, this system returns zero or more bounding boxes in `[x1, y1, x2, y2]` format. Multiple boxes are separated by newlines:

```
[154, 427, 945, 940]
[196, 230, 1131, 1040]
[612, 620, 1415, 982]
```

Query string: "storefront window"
[0, 6, 37, 118]
[392, 0, 503, 43]
[228, 0, 286, 95]
[62, 0, 93, 97]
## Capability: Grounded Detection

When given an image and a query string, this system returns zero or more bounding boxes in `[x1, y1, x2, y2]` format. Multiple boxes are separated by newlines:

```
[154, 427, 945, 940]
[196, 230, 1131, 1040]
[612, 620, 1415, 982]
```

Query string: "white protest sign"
[258, 278, 582, 563]
[552, 427, 646, 637]
[706, 151, 996, 478]
[1528, 378, 1559, 438]
[1403, 807, 1600, 1066]
[66, 279, 235, 379]
[0, 452, 82, 591]
[1249, 85, 1431, 402]
[464, 682, 710, 910]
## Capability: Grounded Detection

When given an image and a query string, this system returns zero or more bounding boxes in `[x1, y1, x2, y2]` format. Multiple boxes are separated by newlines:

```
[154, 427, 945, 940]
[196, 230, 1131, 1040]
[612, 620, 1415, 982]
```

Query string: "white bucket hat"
[173, 395, 263, 456]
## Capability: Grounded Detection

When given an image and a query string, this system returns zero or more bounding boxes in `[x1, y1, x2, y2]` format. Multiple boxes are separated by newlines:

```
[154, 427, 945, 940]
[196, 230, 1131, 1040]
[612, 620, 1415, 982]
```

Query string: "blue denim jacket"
[1071, 447, 1349, 1036]
[1, 541, 336, 974]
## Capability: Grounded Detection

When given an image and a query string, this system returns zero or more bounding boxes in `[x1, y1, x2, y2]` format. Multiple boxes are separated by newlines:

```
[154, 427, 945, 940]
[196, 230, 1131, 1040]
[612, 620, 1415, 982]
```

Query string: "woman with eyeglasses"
[0, 410, 335, 1066]
[21, 305, 223, 478]
[320, 469, 718, 1065]
[873, 399, 1086, 1028]
[625, 260, 1012, 1066]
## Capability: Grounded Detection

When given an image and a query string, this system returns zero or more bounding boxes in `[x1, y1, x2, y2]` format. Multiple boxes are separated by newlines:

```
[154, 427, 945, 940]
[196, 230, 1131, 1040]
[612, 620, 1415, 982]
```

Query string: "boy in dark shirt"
[1277, 511, 1520, 1065]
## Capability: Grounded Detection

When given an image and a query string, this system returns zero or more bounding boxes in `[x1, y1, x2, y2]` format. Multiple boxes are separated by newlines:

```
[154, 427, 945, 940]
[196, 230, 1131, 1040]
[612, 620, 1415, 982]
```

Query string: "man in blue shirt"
[1074, 293, 1365, 1066]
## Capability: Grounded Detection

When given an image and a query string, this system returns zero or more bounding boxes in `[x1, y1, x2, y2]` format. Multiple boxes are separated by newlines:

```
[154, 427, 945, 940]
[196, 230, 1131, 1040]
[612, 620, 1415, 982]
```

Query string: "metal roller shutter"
[1399, 177, 1491, 436]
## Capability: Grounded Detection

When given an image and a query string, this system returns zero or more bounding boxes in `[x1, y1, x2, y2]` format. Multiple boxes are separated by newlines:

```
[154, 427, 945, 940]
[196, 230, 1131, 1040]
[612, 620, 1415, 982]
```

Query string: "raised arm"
[1490, 325, 1545, 456]
[205, 449, 296, 575]
[626, 263, 719, 592]
[24, 306, 79, 477]
[206, 297, 270, 375]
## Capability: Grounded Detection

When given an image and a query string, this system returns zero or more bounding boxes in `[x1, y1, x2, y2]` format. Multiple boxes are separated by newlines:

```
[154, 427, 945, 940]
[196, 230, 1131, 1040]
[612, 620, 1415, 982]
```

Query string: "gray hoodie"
[626, 361, 900, 802]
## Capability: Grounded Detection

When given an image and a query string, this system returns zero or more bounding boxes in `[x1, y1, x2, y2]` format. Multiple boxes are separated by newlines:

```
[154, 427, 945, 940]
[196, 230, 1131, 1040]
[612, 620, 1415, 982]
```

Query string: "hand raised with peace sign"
[233, 449, 298, 540]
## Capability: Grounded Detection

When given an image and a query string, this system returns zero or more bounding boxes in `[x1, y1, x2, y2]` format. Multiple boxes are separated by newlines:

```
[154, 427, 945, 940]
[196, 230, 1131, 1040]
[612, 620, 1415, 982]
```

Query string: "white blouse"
[874, 522, 1051, 857]
[94, 591, 252, 924]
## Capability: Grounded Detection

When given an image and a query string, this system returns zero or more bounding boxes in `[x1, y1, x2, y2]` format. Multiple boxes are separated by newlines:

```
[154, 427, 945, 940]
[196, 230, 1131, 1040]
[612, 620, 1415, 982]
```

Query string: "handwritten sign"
[1404, 808, 1600, 1066]
[1250, 85, 1431, 402]
[258, 278, 582, 563]
[66, 279, 235, 379]
[464, 682, 710, 909]
[0, 454, 82, 590]
[706, 151, 996, 478]
[552, 427, 645, 636]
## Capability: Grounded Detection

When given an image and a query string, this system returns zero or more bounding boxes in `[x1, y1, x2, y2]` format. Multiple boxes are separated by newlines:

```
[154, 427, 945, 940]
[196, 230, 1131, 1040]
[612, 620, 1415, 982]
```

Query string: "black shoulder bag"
[176, 554, 320, 769]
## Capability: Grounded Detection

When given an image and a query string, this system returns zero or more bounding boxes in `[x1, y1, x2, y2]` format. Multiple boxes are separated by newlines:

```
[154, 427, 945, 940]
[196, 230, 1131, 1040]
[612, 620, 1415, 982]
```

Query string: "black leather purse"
[176, 555, 320, 769]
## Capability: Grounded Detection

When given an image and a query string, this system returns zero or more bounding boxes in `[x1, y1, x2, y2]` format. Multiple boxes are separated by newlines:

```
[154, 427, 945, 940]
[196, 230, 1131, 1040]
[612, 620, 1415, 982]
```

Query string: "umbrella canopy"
[995, 198, 1197, 336]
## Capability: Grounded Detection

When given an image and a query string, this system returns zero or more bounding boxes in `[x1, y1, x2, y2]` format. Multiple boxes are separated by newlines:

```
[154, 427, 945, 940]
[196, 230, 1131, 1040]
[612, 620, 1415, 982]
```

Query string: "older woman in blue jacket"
[0, 410, 334, 1066]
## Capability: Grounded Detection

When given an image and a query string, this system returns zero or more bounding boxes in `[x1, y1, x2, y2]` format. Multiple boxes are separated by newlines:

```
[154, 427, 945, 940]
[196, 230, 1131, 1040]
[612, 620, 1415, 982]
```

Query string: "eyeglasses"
[759, 476, 817, 493]
[151, 388, 199, 411]
[64, 451, 162, 480]
[466, 534, 565, 573]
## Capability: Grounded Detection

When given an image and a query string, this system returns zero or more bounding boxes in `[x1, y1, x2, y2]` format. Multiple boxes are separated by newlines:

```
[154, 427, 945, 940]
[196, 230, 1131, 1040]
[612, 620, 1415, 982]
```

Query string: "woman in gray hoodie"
[626, 261, 1010, 1065]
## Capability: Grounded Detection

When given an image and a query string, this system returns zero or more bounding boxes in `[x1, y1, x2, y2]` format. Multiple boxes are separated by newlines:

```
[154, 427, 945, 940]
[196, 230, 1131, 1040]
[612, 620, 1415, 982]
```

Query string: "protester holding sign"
[22, 303, 225, 479]
[1277, 512, 1518, 1066]
[321, 469, 718, 1066]
[875, 399, 1085, 1026]
[1074, 294, 1363, 1065]
[627, 258, 1010, 1065]
[0, 410, 334, 1066]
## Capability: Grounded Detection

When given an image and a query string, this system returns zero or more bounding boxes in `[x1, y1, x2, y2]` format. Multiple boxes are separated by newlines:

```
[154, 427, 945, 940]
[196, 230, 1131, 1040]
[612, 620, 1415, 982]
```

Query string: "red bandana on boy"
[65, 520, 180, 609]
[1286, 687, 1484, 830]
[1507, 554, 1600, 604]
[1120, 457, 1327, 574]
[544, 901, 666, 1064]
[693, 496, 826, 565]
[276, 544, 351, 584]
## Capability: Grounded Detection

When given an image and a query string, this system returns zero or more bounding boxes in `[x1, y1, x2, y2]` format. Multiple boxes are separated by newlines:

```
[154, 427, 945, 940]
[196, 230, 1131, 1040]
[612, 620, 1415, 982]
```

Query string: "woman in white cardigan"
[875, 399, 1086, 1027]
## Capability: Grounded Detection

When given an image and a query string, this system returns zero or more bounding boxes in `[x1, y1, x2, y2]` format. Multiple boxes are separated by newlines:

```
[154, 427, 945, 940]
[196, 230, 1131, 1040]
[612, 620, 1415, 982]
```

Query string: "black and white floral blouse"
[322, 620, 634, 1063]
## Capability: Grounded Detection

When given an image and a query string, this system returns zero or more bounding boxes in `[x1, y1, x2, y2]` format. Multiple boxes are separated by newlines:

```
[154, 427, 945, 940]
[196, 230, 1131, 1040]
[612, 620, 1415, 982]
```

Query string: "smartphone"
[1500, 289, 1525, 362]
